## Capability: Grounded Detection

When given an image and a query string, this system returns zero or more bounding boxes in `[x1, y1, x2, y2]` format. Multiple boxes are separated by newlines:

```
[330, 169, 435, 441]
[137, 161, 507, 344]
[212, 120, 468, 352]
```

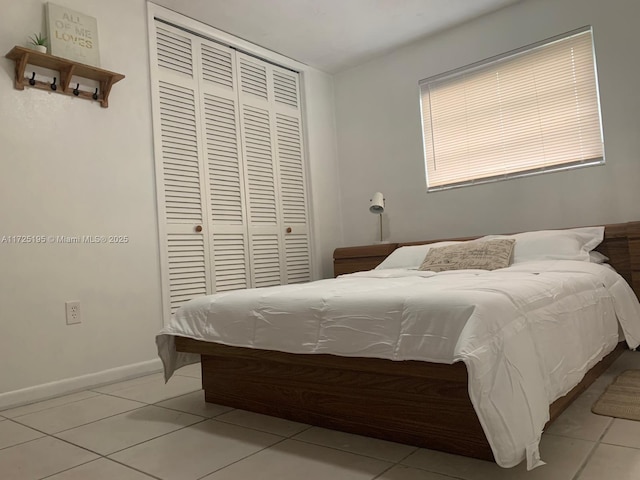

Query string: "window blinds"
[420, 28, 603, 190]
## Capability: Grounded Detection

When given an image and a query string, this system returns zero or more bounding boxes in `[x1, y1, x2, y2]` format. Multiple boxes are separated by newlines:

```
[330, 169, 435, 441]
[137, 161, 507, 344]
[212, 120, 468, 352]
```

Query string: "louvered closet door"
[197, 40, 251, 292]
[152, 22, 212, 315]
[271, 65, 311, 284]
[236, 53, 284, 288]
[152, 19, 313, 321]
[236, 53, 311, 286]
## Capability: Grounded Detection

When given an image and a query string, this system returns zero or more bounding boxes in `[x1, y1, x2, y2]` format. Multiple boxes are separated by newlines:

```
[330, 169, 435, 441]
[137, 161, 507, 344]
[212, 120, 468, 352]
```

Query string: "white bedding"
[156, 260, 640, 469]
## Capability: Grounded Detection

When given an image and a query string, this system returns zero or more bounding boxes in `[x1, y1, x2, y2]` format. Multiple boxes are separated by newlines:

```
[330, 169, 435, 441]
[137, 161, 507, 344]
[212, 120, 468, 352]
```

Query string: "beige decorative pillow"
[418, 239, 516, 272]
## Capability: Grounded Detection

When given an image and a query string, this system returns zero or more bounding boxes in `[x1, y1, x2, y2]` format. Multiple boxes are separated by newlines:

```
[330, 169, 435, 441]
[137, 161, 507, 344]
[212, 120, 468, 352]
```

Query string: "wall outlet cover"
[65, 300, 81, 325]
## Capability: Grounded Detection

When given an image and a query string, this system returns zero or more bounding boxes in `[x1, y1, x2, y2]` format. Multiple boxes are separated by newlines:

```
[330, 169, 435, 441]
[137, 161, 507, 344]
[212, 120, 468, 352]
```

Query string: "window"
[419, 27, 603, 191]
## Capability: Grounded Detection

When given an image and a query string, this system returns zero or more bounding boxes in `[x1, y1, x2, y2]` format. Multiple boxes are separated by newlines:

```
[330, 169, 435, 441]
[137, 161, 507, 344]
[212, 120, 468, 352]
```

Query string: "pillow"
[418, 239, 516, 272]
[589, 251, 609, 264]
[375, 241, 462, 270]
[481, 227, 604, 263]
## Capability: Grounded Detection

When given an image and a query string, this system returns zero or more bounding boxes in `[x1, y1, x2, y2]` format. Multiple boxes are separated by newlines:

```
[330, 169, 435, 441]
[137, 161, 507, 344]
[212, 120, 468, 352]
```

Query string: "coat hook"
[92, 88, 99, 100]
[50, 77, 57, 91]
[29, 72, 36, 86]
[73, 83, 80, 96]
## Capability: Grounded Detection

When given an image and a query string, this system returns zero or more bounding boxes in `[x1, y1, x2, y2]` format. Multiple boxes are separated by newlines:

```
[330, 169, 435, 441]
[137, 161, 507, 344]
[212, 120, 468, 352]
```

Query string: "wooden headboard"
[334, 221, 640, 300]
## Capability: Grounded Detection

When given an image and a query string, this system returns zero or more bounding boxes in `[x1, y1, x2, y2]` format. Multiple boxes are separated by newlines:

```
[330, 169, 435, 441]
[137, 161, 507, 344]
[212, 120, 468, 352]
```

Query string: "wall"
[0, 0, 163, 404]
[0, 0, 341, 406]
[334, 0, 640, 246]
[303, 69, 344, 278]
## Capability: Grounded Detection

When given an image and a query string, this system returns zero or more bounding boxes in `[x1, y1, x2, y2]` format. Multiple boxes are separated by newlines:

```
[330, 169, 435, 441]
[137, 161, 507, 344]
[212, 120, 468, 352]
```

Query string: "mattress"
[156, 260, 640, 469]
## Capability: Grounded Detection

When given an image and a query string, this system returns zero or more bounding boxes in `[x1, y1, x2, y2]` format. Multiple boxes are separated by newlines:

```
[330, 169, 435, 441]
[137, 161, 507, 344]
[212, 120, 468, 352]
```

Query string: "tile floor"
[1, 352, 640, 479]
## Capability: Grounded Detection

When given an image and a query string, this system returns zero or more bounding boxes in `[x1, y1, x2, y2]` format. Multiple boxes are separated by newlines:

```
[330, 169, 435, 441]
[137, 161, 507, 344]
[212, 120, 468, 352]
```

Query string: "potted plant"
[29, 33, 47, 54]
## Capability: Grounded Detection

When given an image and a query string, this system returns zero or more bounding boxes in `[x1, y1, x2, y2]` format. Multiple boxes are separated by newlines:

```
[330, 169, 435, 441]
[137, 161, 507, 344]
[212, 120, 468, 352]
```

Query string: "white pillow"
[375, 241, 462, 270]
[589, 251, 609, 264]
[481, 227, 604, 263]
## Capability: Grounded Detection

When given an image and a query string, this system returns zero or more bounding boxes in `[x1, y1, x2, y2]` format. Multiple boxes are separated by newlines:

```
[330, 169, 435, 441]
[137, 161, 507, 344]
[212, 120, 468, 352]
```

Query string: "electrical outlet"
[65, 301, 81, 325]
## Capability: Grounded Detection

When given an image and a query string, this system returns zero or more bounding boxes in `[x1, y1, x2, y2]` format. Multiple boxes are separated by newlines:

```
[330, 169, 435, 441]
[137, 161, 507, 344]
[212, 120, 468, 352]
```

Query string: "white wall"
[0, 0, 162, 401]
[334, 0, 640, 246]
[0, 0, 341, 405]
[302, 69, 344, 278]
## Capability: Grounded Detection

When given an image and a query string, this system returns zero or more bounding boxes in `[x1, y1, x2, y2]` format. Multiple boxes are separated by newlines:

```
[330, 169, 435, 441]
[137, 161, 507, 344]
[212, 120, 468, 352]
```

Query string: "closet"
[149, 20, 311, 320]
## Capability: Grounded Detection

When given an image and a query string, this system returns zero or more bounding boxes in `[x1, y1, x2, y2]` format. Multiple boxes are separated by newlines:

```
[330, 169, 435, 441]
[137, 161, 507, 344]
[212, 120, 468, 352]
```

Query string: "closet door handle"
[286, 227, 292, 234]
[195, 225, 203, 233]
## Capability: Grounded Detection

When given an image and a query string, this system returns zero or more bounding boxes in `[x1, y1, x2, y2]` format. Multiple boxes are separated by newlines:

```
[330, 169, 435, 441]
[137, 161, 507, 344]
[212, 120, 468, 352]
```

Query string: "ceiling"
[153, 0, 522, 73]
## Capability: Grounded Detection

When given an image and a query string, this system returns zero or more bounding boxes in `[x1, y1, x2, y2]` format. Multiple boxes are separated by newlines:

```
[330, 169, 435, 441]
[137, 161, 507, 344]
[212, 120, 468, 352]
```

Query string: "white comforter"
[156, 260, 640, 469]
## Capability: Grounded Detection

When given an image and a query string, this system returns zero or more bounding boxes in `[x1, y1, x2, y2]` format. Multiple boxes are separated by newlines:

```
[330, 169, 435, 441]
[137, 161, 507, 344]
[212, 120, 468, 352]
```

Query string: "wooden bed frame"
[175, 221, 640, 462]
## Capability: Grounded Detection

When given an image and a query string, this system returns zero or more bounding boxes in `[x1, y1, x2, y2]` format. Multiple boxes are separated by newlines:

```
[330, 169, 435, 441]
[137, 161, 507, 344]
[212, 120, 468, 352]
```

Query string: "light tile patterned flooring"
[1, 352, 640, 479]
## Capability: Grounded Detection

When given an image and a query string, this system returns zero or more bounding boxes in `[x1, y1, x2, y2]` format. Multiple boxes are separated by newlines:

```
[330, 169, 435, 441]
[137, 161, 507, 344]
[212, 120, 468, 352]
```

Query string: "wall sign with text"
[46, 2, 100, 67]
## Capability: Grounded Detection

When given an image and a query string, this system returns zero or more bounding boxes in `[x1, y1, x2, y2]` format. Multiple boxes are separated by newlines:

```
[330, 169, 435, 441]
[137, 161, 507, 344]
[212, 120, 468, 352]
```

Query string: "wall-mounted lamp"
[369, 192, 385, 242]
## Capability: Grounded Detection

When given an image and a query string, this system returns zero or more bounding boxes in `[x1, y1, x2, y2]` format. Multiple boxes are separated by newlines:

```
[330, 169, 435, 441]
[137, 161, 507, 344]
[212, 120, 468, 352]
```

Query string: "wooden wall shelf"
[5, 46, 125, 108]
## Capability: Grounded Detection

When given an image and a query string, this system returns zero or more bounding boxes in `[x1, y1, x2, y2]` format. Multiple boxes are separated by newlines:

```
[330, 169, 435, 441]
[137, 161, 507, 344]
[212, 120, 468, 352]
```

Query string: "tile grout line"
[149, 402, 235, 418]
[99, 456, 164, 480]
[0, 392, 103, 420]
[1, 370, 176, 418]
[193, 436, 291, 480]
[594, 415, 615, 444]
[87, 380, 169, 397]
[17, 376, 203, 479]
[571, 350, 640, 479]
[51, 413, 310, 477]
[286, 437, 409, 464]
[11, 402, 149, 436]
[571, 416, 615, 480]
[34, 412, 216, 479]
[290, 423, 314, 436]
[570, 352, 634, 480]
[0, 418, 46, 452]
[105, 417, 210, 457]
[371, 460, 466, 480]
[394, 445, 420, 465]
[570, 439, 601, 480]
[85, 372, 172, 396]
[5, 389, 317, 479]
[36, 451, 164, 480]
[1, 379, 333, 480]
[43, 404, 218, 453]
[212, 416, 309, 439]
[4, 372, 200, 420]
[9, 394, 210, 441]
[386, 448, 467, 480]
[7, 422, 116, 459]
[92, 387, 203, 406]
[6, 431, 112, 479]
[31, 412, 208, 479]
[371, 463, 397, 479]
[4, 383, 419, 476]
[37, 457, 108, 480]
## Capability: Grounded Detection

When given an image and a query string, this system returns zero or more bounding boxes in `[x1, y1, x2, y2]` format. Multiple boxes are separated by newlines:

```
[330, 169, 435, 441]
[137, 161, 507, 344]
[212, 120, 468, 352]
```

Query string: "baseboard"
[0, 358, 164, 410]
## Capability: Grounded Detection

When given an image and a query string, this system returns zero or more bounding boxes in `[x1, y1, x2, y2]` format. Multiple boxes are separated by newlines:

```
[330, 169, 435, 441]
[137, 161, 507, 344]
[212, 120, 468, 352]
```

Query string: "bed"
[157, 221, 640, 469]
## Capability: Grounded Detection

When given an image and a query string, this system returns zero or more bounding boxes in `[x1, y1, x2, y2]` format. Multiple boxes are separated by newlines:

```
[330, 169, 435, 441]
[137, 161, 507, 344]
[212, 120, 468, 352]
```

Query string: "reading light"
[369, 192, 385, 242]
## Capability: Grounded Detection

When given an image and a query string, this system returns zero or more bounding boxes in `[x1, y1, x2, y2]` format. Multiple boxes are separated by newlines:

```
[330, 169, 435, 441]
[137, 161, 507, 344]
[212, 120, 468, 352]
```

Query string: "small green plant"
[29, 33, 47, 46]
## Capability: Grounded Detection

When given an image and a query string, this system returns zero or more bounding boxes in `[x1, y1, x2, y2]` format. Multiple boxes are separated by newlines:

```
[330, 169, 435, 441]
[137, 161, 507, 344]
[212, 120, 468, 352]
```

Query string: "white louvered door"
[272, 66, 311, 284]
[198, 41, 251, 293]
[152, 23, 212, 316]
[237, 53, 284, 288]
[236, 53, 311, 287]
[151, 20, 312, 324]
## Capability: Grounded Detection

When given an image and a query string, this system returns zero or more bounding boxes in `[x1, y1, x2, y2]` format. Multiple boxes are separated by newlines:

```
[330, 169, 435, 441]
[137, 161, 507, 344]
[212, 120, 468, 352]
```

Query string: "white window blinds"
[420, 28, 603, 191]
